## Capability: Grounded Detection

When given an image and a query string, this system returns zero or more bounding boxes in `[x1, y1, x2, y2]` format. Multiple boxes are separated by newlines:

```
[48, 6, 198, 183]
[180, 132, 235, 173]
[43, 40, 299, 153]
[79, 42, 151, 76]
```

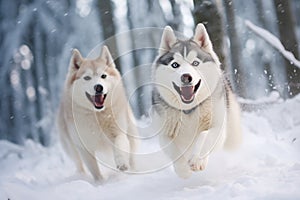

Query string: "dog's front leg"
[188, 126, 225, 171]
[113, 133, 130, 171]
[188, 97, 227, 171]
[160, 134, 192, 179]
[188, 130, 209, 171]
[78, 148, 104, 181]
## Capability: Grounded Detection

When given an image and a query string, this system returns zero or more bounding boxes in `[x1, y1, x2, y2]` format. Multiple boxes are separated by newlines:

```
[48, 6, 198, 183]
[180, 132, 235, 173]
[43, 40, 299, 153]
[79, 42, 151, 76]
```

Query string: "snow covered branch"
[238, 91, 282, 111]
[245, 20, 300, 69]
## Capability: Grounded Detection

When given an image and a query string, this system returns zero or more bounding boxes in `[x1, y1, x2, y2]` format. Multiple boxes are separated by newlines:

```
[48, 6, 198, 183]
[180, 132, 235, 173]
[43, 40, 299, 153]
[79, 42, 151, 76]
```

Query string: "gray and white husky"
[152, 24, 242, 178]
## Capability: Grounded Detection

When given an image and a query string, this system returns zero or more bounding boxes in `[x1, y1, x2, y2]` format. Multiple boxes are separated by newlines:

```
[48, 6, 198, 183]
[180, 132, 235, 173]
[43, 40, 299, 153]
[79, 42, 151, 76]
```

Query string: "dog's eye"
[84, 76, 91, 81]
[101, 74, 107, 79]
[192, 60, 200, 66]
[171, 62, 180, 68]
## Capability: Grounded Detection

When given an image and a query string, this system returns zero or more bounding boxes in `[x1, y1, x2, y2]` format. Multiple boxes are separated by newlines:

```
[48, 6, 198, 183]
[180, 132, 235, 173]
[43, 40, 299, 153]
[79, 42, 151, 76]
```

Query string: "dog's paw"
[188, 155, 208, 171]
[115, 154, 130, 172]
[174, 162, 192, 179]
[116, 163, 129, 171]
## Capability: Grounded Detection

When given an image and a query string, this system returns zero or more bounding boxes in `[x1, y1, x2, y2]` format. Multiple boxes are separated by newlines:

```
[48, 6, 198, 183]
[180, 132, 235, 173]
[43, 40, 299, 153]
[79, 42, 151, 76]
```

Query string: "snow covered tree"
[223, 0, 246, 97]
[97, 0, 120, 70]
[126, 0, 167, 116]
[0, 0, 72, 145]
[193, 0, 227, 70]
[273, 0, 300, 97]
[0, 0, 101, 145]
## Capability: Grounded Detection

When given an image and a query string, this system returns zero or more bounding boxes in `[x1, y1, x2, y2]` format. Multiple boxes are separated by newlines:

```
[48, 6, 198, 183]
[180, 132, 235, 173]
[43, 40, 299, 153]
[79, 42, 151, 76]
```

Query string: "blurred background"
[0, 0, 299, 146]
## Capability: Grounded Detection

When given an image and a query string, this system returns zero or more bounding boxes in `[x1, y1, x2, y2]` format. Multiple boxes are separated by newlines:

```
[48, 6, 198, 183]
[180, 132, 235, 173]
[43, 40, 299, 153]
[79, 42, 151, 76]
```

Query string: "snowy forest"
[0, 0, 300, 199]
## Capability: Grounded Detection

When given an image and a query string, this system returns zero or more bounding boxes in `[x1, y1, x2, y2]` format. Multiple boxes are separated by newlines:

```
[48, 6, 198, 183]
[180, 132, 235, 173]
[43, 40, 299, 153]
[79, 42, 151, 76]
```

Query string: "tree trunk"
[193, 0, 227, 70]
[98, 0, 120, 71]
[126, 0, 144, 117]
[223, 0, 246, 97]
[0, 0, 73, 146]
[253, 0, 275, 94]
[169, 0, 183, 31]
[273, 0, 300, 97]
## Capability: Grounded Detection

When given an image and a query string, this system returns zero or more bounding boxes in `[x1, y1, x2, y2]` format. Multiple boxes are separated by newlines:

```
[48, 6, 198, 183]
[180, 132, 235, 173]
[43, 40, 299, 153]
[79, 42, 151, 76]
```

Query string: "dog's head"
[68, 46, 120, 111]
[154, 23, 222, 110]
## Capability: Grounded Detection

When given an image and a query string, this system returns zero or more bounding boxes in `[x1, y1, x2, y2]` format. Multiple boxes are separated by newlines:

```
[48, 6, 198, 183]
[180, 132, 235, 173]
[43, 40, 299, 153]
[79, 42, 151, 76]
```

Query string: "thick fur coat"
[57, 46, 138, 181]
[152, 24, 242, 178]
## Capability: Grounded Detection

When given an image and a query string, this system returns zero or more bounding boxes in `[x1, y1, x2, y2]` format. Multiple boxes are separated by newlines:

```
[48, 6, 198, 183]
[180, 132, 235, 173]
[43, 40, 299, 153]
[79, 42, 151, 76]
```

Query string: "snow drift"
[0, 94, 300, 200]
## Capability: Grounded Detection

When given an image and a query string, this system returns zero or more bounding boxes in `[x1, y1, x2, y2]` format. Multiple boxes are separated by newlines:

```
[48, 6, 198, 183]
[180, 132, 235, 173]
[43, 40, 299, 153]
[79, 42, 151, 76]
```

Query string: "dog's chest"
[181, 109, 211, 135]
[71, 112, 116, 146]
[165, 103, 212, 135]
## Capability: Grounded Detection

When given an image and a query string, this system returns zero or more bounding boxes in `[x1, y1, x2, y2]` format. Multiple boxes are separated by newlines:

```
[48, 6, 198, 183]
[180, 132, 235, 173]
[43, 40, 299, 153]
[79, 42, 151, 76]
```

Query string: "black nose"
[94, 84, 103, 93]
[181, 73, 193, 84]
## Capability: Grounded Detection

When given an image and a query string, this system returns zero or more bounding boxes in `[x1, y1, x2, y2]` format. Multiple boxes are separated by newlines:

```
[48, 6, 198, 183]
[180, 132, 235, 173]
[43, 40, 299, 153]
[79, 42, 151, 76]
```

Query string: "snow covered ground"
[1, 95, 300, 200]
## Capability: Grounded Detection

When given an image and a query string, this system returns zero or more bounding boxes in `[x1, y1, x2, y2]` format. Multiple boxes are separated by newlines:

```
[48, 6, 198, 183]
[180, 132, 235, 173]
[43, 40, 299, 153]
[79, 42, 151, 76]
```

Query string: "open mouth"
[85, 92, 107, 109]
[172, 79, 201, 104]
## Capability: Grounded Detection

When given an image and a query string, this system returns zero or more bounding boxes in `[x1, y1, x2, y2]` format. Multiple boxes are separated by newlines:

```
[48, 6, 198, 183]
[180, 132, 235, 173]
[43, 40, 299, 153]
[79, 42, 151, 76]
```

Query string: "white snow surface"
[1, 95, 300, 200]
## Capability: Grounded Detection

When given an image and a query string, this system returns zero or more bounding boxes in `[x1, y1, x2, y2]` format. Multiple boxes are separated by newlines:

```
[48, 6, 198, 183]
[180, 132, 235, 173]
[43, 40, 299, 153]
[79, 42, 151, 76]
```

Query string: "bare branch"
[245, 20, 300, 69]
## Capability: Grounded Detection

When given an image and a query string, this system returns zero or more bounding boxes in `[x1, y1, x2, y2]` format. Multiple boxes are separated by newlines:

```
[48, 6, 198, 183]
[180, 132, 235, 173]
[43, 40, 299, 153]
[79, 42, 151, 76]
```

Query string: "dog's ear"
[193, 23, 213, 52]
[99, 45, 115, 68]
[71, 49, 83, 70]
[159, 26, 177, 55]
[193, 24, 221, 65]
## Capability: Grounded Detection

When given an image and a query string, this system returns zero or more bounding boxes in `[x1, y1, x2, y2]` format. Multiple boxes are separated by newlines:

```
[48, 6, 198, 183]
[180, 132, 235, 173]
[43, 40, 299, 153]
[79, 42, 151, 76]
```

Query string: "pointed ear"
[159, 26, 177, 55]
[193, 23, 213, 52]
[99, 45, 115, 68]
[71, 49, 82, 70]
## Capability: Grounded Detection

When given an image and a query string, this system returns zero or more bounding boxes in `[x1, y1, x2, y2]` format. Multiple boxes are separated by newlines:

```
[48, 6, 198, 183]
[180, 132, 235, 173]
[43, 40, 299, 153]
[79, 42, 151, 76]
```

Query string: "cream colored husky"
[57, 46, 138, 181]
[152, 24, 242, 178]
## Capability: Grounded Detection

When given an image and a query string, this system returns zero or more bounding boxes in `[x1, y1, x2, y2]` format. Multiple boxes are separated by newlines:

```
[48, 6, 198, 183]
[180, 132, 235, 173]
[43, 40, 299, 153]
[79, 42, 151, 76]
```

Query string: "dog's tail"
[223, 92, 243, 151]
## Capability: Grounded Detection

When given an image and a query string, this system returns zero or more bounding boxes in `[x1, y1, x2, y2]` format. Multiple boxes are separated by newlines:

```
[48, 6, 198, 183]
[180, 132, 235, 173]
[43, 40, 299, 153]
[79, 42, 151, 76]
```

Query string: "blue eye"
[192, 61, 200, 66]
[84, 76, 91, 81]
[171, 62, 180, 68]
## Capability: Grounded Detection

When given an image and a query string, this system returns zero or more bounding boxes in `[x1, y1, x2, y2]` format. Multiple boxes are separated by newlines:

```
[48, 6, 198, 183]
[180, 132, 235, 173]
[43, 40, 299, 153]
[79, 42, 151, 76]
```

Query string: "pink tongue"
[94, 94, 104, 107]
[181, 86, 194, 100]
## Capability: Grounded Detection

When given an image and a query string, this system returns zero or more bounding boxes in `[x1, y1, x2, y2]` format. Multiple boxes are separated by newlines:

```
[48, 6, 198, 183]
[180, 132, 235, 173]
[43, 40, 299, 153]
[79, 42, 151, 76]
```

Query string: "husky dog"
[57, 46, 138, 181]
[152, 24, 242, 178]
